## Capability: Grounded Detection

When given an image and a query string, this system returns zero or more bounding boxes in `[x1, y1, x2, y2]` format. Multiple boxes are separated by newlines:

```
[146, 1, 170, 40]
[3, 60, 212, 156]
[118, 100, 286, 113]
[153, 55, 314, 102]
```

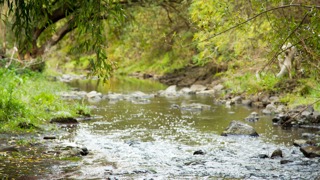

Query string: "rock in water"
[271, 148, 283, 158]
[221, 120, 259, 137]
[50, 117, 78, 124]
[193, 150, 205, 155]
[300, 146, 320, 158]
[245, 112, 259, 122]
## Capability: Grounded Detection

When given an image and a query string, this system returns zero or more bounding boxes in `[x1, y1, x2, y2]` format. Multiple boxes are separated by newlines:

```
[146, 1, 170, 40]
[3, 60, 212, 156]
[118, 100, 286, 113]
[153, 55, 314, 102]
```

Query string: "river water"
[44, 76, 318, 180]
[2, 76, 318, 179]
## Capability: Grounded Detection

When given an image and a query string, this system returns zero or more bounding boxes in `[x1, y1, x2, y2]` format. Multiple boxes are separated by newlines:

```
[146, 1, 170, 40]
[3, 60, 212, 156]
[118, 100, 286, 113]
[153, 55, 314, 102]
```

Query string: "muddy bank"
[158, 62, 227, 87]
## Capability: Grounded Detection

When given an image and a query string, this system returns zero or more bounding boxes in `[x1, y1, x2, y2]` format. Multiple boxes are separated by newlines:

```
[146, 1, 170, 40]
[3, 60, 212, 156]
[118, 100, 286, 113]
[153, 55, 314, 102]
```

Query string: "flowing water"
[52, 77, 319, 179]
[2, 77, 319, 179]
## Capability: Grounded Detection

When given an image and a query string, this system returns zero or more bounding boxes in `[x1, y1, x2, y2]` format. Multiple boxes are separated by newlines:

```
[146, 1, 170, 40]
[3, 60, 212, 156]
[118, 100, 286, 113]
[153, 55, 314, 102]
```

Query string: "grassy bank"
[220, 68, 320, 111]
[0, 68, 84, 132]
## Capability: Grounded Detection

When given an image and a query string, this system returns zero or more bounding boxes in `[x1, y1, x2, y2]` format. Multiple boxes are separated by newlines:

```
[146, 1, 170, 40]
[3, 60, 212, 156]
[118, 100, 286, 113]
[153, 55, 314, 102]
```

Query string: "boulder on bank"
[221, 120, 259, 137]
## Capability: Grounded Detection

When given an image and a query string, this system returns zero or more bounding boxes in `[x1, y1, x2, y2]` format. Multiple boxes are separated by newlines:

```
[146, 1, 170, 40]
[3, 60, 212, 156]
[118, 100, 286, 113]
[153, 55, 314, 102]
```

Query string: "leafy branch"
[195, 4, 319, 44]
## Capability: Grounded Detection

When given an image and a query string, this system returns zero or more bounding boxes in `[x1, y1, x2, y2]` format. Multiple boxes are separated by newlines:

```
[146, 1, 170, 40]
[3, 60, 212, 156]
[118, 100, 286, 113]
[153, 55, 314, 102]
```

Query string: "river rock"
[226, 100, 235, 107]
[252, 101, 264, 108]
[60, 146, 89, 157]
[311, 111, 320, 123]
[212, 84, 224, 92]
[221, 120, 259, 137]
[280, 159, 293, 164]
[269, 96, 280, 103]
[43, 136, 56, 140]
[50, 117, 78, 124]
[179, 87, 194, 94]
[271, 148, 283, 158]
[193, 150, 205, 155]
[129, 91, 154, 99]
[258, 154, 269, 159]
[86, 91, 102, 99]
[293, 139, 314, 147]
[196, 89, 216, 96]
[104, 93, 123, 102]
[190, 84, 207, 92]
[301, 133, 315, 139]
[59, 91, 87, 100]
[180, 103, 211, 112]
[272, 114, 291, 125]
[242, 99, 253, 107]
[158, 85, 177, 97]
[245, 112, 259, 122]
[300, 146, 320, 158]
[58, 74, 86, 82]
[262, 103, 277, 115]
[231, 96, 242, 104]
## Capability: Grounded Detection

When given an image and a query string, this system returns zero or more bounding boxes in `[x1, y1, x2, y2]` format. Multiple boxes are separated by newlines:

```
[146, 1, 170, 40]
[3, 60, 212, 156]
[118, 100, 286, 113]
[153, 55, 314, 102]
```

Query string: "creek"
[1, 76, 319, 179]
[54, 76, 319, 179]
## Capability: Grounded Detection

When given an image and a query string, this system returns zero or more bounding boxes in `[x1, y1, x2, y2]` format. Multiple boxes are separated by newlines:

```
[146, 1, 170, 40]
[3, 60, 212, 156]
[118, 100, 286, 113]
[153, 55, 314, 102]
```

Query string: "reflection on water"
[62, 77, 320, 179]
[68, 77, 309, 145]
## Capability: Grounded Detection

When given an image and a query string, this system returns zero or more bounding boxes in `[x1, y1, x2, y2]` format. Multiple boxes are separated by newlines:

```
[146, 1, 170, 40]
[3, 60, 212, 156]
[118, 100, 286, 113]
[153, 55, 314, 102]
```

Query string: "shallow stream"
[55, 77, 319, 179]
[1, 76, 319, 179]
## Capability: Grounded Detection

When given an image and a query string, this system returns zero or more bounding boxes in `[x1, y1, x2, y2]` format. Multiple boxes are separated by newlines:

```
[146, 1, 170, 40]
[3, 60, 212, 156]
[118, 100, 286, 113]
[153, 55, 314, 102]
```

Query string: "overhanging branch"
[195, 4, 320, 45]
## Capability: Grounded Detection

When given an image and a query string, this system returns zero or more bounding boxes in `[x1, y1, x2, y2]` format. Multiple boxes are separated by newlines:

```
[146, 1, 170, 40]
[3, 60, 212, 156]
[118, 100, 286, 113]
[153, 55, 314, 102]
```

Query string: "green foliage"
[0, 70, 26, 122]
[189, 0, 320, 74]
[0, 68, 85, 132]
[224, 72, 280, 94]
[288, 78, 320, 111]
[107, 2, 195, 75]
[189, 0, 267, 64]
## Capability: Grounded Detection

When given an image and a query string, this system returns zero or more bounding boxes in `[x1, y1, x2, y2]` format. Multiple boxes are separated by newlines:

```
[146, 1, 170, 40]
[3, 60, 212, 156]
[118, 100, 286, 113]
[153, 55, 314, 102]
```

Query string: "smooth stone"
[221, 120, 259, 137]
[271, 148, 283, 158]
[190, 84, 207, 92]
[293, 139, 308, 147]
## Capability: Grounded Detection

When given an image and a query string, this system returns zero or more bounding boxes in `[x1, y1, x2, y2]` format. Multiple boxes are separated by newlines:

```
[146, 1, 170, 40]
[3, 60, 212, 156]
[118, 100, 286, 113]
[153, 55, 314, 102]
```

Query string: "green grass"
[280, 78, 320, 111]
[0, 68, 88, 132]
[223, 72, 280, 95]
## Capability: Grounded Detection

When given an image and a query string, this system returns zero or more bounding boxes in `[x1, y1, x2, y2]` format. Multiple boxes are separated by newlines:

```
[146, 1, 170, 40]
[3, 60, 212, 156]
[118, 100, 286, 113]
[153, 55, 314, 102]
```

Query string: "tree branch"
[35, 17, 77, 56]
[261, 12, 309, 72]
[195, 4, 319, 45]
[33, 3, 76, 42]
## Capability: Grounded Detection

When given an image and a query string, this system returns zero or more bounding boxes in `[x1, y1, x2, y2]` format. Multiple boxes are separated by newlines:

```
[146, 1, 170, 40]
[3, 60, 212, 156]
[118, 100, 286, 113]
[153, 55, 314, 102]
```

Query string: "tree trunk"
[0, 4, 7, 58]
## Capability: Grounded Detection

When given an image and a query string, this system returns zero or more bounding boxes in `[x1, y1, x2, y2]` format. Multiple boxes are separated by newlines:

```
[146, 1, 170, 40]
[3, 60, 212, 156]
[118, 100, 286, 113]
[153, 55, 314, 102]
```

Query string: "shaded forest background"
[0, 0, 320, 105]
